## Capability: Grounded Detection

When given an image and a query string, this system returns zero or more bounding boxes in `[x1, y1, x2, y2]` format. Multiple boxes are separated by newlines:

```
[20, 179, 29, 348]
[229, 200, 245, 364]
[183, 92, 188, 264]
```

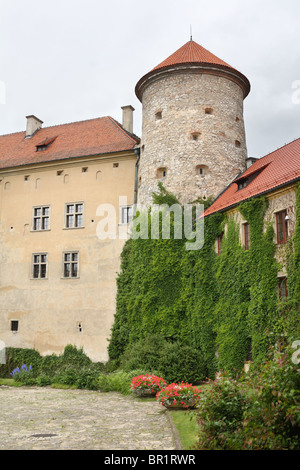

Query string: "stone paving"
[0, 386, 177, 450]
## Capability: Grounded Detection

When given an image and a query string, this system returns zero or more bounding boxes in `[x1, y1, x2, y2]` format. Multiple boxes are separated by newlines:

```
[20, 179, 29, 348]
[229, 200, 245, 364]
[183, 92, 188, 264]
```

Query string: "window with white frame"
[32, 206, 50, 230]
[65, 203, 84, 228]
[32, 253, 48, 279]
[63, 251, 79, 278]
[121, 206, 133, 224]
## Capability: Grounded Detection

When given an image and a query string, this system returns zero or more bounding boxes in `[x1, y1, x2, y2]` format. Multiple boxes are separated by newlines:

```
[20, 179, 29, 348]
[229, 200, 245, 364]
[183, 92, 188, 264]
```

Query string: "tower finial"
[190, 24, 193, 41]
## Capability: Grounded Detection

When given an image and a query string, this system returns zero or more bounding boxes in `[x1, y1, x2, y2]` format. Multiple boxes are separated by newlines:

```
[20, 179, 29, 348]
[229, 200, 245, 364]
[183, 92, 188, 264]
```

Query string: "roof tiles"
[0, 116, 139, 170]
[204, 138, 300, 216]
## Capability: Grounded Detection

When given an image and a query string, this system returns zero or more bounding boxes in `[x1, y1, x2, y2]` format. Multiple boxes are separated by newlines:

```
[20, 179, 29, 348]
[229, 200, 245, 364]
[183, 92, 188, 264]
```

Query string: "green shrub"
[195, 372, 246, 450]
[157, 343, 207, 384]
[195, 347, 300, 450]
[239, 347, 300, 450]
[98, 369, 152, 395]
[120, 335, 206, 384]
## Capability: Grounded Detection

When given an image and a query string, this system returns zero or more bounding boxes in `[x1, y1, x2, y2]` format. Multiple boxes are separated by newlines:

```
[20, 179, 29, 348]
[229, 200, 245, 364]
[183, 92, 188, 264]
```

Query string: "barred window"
[65, 203, 84, 228]
[63, 252, 79, 278]
[32, 253, 48, 279]
[33, 206, 50, 230]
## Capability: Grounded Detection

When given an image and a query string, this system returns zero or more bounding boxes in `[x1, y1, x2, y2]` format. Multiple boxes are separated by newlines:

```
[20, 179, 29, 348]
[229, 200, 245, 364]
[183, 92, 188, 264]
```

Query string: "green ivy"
[108, 184, 300, 376]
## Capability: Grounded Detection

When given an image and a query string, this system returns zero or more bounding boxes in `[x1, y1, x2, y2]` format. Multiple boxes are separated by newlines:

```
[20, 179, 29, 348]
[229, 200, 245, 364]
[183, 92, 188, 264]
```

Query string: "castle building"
[0, 112, 139, 362]
[0, 39, 299, 361]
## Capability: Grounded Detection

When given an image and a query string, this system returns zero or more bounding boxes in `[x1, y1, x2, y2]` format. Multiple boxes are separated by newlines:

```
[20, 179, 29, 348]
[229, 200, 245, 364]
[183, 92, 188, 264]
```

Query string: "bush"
[239, 346, 300, 450]
[195, 372, 246, 450]
[195, 347, 300, 450]
[120, 335, 207, 384]
[98, 369, 153, 395]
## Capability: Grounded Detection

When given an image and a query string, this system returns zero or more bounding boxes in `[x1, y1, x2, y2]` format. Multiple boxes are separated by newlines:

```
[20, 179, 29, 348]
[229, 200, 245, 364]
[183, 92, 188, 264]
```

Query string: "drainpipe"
[133, 147, 140, 212]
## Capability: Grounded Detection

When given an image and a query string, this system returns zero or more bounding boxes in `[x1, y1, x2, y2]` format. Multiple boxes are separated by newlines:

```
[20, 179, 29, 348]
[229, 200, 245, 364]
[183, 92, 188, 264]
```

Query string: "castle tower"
[135, 40, 251, 206]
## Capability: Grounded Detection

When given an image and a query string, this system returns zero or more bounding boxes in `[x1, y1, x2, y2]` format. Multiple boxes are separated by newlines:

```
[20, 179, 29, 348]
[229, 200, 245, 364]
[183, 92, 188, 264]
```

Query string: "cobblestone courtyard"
[0, 386, 177, 450]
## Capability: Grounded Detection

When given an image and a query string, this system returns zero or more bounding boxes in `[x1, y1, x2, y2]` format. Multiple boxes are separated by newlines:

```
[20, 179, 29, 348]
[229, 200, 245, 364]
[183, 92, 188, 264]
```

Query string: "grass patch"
[169, 409, 198, 450]
[0, 378, 24, 387]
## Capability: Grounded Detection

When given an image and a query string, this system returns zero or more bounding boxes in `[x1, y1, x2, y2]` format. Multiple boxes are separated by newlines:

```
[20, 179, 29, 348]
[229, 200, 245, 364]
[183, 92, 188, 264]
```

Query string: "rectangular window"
[278, 277, 288, 300]
[33, 206, 50, 230]
[63, 251, 79, 278]
[11, 320, 19, 332]
[32, 253, 48, 279]
[244, 223, 250, 250]
[65, 203, 84, 228]
[276, 210, 288, 244]
[217, 233, 223, 255]
[121, 206, 133, 224]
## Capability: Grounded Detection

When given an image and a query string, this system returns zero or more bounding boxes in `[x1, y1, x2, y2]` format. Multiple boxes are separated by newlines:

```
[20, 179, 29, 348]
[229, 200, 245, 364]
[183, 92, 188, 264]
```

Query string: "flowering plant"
[10, 364, 33, 382]
[130, 374, 166, 396]
[156, 382, 202, 408]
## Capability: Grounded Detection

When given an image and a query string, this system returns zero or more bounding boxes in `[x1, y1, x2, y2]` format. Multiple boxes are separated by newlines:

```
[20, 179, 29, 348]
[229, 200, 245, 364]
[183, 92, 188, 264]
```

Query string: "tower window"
[204, 107, 213, 115]
[191, 132, 201, 141]
[235, 140, 241, 148]
[195, 164, 208, 176]
[113, 163, 119, 168]
[156, 167, 167, 178]
[155, 111, 162, 120]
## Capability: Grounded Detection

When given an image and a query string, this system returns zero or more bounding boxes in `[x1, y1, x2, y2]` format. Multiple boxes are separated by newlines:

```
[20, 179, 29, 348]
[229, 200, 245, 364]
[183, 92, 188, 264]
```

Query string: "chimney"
[25, 115, 43, 138]
[121, 105, 134, 134]
[246, 157, 258, 169]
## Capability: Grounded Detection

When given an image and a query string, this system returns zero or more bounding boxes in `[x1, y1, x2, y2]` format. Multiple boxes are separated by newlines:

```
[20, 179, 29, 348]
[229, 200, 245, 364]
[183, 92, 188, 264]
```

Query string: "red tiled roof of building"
[204, 138, 300, 217]
[0, 116, 140, 170]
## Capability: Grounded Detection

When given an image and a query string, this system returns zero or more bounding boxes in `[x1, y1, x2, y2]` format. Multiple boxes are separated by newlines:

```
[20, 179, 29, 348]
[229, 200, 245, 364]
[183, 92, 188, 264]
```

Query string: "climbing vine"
[108, 184, 300, 377]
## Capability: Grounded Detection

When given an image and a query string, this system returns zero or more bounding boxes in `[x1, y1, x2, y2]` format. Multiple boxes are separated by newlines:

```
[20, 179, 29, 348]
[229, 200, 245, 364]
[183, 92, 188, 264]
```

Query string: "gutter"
[133, 147, 140, 210]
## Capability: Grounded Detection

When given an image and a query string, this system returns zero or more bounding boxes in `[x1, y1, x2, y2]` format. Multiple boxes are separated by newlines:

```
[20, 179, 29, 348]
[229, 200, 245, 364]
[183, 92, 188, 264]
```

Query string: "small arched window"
[235, 140, 241, 148]
[204, 107, 213, 115]
[156, 167, 167, 178]
[195, 164, 209, 176]
[155, 110, 162, 120]
[190, 132, 201, 141]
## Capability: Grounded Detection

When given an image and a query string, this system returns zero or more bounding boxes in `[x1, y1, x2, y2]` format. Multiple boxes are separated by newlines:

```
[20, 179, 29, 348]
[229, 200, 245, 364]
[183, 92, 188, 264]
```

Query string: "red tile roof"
[136, 40, 250, 100]
[204, 137, 300, 217]
[151, 40, 233, 71]
[0, 116, 140, 170]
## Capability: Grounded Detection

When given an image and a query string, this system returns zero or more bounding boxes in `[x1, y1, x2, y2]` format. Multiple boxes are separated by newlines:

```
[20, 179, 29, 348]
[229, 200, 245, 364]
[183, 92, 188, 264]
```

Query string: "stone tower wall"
[137, 70, 248, 206]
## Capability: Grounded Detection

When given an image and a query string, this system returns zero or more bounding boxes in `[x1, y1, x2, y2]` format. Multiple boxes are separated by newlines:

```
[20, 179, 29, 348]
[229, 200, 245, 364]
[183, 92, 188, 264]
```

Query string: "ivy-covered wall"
[108, 184, 300, 377]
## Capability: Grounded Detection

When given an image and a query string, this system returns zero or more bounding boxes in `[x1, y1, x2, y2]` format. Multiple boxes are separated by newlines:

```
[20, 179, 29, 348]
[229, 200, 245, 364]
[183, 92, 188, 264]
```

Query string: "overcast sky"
[0, 0, 299, 158]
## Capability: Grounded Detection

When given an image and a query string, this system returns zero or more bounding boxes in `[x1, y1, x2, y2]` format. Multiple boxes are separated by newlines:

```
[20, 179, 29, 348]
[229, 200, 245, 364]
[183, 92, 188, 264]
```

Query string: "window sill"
[63, 227, 85, 230]
[30, 229, 51, 233]
[30, 277, 48, 280]
[60, 277, 80, 280]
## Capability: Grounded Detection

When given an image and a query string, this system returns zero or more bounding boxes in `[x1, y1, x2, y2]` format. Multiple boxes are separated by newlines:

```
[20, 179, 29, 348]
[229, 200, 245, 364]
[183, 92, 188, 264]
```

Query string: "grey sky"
[0, 0, 299, 159]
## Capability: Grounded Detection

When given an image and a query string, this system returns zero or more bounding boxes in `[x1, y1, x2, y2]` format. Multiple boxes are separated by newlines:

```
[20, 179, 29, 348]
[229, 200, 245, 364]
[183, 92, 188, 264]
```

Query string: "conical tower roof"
[151, 40, 232, 71]
[135, 40, 250, 100]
